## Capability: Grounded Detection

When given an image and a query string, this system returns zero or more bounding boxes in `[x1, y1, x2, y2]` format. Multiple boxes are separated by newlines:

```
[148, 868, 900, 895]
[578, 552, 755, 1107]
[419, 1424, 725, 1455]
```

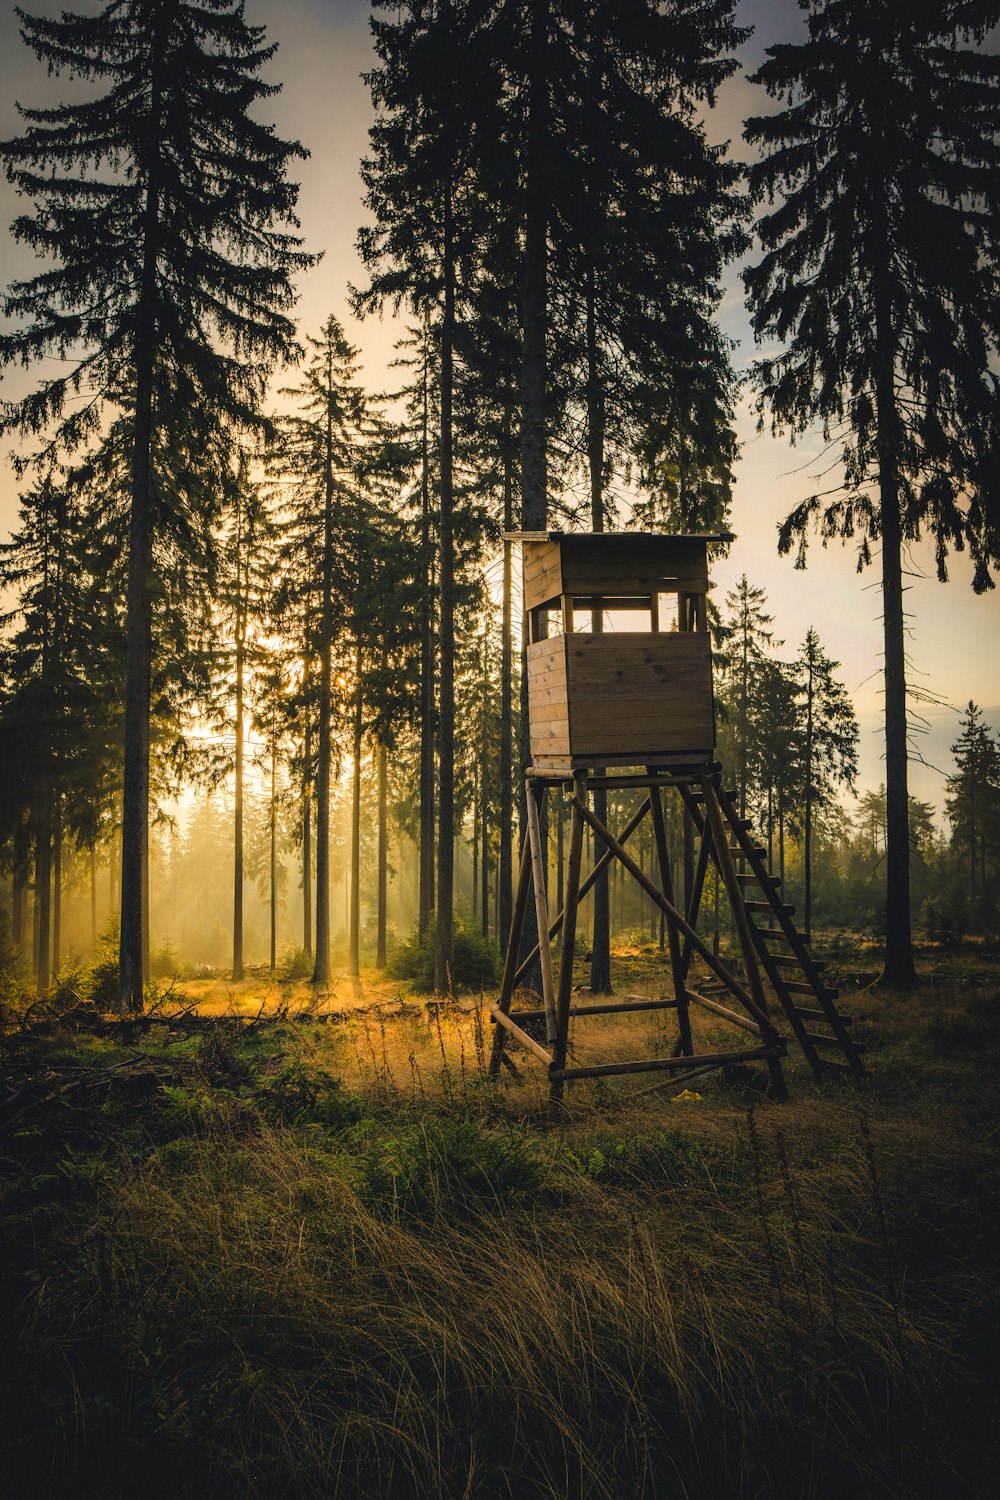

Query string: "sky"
[0, 0, 997, 816]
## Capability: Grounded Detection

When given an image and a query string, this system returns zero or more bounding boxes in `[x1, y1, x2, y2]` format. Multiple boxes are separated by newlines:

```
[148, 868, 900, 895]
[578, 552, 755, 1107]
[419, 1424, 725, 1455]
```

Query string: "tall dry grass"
[3, 967, 999, 1499]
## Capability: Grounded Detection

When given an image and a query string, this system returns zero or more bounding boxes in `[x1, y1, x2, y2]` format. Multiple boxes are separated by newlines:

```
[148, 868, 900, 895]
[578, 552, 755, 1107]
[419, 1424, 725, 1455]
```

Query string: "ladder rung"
[804, 1032, 865, 1052]
[754, 928, 793, 941]
[784, 980, 839, 997]
[729, 844, 766, 857]
[794, 1006, 853, 1025]
[773, 955, 825, 971]
[745, 900, 795, 914]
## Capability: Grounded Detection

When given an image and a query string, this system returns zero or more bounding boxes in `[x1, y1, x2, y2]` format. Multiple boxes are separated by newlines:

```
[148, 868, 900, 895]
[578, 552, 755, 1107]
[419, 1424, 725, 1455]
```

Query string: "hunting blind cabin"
[489, 532, 864, 1100]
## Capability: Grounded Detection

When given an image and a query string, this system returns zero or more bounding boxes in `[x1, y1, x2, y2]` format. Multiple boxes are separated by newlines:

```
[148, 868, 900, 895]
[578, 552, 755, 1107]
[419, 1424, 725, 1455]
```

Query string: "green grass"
[1, 944, 998, 1499]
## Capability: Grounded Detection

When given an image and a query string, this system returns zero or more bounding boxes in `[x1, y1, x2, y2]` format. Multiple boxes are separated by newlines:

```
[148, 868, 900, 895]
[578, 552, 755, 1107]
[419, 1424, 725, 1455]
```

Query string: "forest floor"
[1, 939, 998, 1499]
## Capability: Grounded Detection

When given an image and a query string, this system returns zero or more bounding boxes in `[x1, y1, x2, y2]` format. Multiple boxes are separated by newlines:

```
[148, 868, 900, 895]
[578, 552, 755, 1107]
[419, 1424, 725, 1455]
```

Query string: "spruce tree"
[270, 316, 370, 986]
[794, 628, 859, 938]
[743, 0, 1000, 985]
[356, 0, 502, 993]
[1, 0, 312, 1010]
[717, 577, 778, 822]
[0, 474, 117, 991]
[211, 462, 276, 982]
[947, 703, 1000, 902]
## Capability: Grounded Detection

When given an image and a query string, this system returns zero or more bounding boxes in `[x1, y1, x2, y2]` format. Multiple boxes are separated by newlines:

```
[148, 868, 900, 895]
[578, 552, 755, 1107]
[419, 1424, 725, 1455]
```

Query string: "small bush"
[256, 1063, 364, 1129]
[150, 941, 178, 979]
[388, 918, 500, 993]
[279, 945, 313, 980]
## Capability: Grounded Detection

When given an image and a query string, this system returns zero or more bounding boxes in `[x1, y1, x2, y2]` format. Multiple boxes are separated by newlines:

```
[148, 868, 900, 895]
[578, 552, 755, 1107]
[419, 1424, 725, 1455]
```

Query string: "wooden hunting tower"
[491, 531, 864, 1102]
[523, 531, 716, 769]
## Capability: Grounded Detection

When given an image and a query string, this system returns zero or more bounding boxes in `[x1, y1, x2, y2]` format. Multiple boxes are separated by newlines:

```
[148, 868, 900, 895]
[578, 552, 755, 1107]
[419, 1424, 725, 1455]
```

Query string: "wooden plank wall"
[567, 634, 714, 757]
[522, 541, 563, 613]
[527, 635, 571, 761]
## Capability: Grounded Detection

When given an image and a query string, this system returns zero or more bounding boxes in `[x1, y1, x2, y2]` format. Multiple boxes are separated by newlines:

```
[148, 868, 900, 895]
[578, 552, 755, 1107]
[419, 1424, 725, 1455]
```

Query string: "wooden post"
[551, 773, 586, 1100]
[648, 783, 692, 1055]
[571, 795, 779, 1038]
[512, 798, 649, 988]
[489, 831, 534, 1075]
[525, 781, 558, 1047]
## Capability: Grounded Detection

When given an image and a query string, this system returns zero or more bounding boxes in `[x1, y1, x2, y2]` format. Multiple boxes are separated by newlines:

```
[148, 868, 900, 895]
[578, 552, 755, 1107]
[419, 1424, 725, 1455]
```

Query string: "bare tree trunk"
[586, 260, 612, 994]
[480, 752, 490, 939]
[418, 313, 436, 938]
[377, 738, 388, 968]
[35, 791, 51, 995]
[803, 653, 814, 942]
[516, 0, 550, 996]
[499, 417, 514, 949]
[90, 846, 97, 949]
[13, 865, 25, 961]
[434, 162, 456, 994]
[233, 624, 244, 980]
[52, 794, 62, 979]
[269, 737, 277, 975]
[875, 269, 915, 985]
[312, 358, 336, 985]
[32, 863, 40, 983]
[119, 30, 165, 1014]
[302, 715, 312, 957]
[472, 780, 479, 921]
[349, 652, 363, 980]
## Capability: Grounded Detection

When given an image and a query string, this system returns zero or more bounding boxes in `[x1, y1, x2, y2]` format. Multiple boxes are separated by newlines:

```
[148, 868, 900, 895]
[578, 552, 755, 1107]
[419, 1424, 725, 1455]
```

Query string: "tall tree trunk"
[142, 824, 150, 986]
[875, 244, 916, 987]
[517, 0, 550, 990]
[803, 652, 814, 942]
[32, 863, 40, 982]
[13, 864, 25, 961]
[498, 414, 514, 949]
[472, 779, 479, 919]
[119, 34, 164, 1014]
[35, 790, 51, 995]
[418, 313, 436, 938]
[51, 793, 62, 979]
[349, 650, 363, 980]
[232, 623, 244, 980]
[269, 737, 277, 974]
[302, 715, 313, 956]
[480, 746, 490, 939]
[377, 738, 388, 968]
[586, 260, 612, 993]
[434, 167, 456, 994]
[312, 362, 336, 985]
[90, 845, 97, 949]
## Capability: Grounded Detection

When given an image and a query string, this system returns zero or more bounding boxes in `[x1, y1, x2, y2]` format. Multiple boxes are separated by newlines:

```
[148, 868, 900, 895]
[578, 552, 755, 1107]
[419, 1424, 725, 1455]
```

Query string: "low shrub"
[279, 945, 313, 981]
[388, 918, 500, 993]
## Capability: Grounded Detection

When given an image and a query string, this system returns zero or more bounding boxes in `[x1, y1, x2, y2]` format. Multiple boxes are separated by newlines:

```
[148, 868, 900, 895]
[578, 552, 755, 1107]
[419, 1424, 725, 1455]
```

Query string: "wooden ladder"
[678, 778, 864, 1076]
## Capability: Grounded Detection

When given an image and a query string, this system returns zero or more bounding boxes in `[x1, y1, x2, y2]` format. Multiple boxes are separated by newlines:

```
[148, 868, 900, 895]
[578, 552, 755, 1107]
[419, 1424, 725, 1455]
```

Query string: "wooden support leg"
[571, 794, 781, 1041]
[648, 780, 692, 1056]
[678, 788, 713, 981]
[701, 777, 786, 1099]
[512, 798, 650, 990]
[489, 831, 533, 1076]
[525, 781, 558, 1048]
[551, 774, 586, 1103]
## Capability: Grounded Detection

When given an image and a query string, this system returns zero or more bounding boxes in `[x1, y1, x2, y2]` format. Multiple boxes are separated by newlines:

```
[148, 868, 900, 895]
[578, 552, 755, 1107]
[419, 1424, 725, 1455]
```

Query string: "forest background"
[0, 0, 997, 990]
